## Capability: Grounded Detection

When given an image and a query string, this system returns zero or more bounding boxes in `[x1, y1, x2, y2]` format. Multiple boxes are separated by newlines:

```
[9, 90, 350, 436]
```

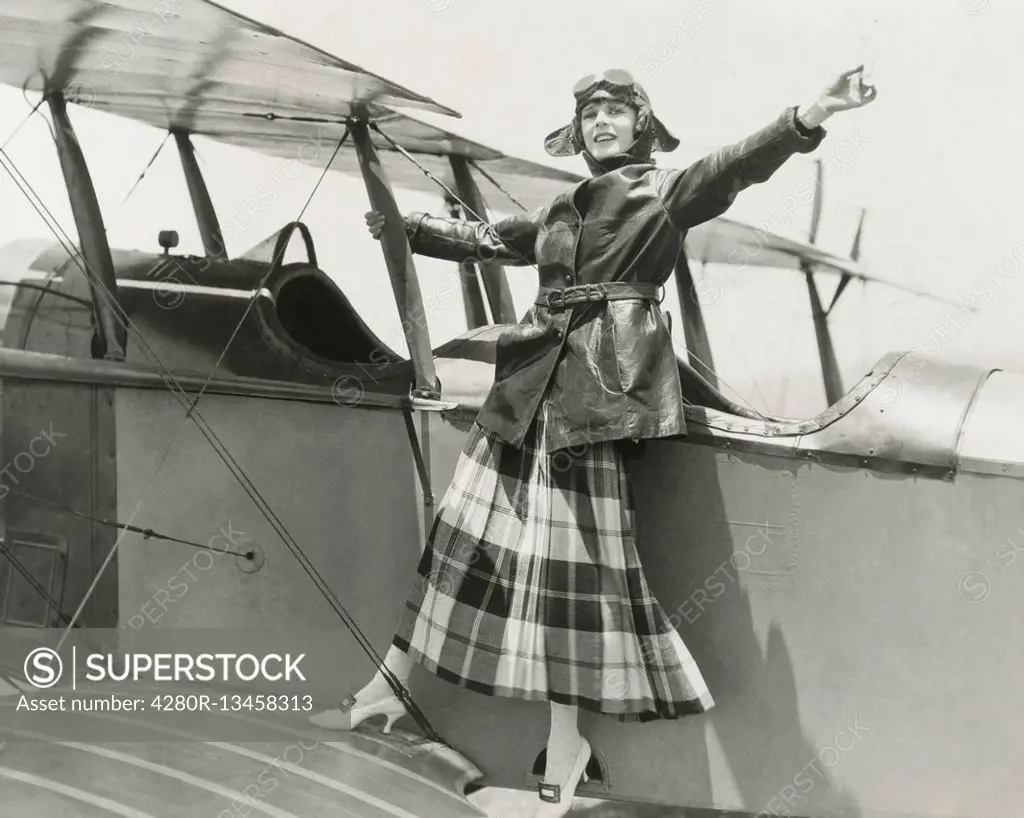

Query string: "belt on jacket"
[534, 282, 661, 310]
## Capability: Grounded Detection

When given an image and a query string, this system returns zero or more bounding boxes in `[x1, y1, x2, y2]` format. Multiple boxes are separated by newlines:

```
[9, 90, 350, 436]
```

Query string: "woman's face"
[580, 99, 638, 160]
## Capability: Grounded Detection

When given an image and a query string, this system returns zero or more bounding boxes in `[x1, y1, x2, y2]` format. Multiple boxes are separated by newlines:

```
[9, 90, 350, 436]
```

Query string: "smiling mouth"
[594, 134, 617, 143]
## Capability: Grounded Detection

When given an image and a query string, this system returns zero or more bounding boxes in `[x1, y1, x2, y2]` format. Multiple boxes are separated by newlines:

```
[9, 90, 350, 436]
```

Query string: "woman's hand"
[797, 64, 877, 129]
[365, 210, 386, 240]
[818, 64, 877, 113]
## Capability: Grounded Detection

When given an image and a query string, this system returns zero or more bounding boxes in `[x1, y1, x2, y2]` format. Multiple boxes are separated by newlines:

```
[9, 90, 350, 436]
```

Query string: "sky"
[1, 0, 1022, 419]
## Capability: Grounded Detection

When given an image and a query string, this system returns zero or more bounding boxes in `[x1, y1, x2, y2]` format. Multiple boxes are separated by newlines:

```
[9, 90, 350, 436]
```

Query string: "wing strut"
[802, 159, 844, 406]
[448, 156, 517, 324]
[350, 118, 440, 398]
[47, 93, 126, 360]
[805, 272, 844, 405]
[173, 130, 227, 261]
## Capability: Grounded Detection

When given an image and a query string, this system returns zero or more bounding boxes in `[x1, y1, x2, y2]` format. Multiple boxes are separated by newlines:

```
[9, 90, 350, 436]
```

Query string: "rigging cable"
[0, 487, 257, 630]
[467, 159, 528, 212]
[2, 94, 45, 150]
[0, 118, 443, 743]
[0, 281, 90, 307]
[6, 490, 256, 559]
[107, 131, 172, 227]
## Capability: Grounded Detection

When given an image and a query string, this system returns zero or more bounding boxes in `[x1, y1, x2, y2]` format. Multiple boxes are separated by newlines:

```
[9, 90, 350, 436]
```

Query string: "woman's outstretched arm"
[657, 64, 877, 231]
[365, 207, 545, 266]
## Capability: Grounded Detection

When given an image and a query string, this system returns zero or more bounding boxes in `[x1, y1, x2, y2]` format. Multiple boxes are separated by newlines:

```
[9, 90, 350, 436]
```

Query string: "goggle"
[572, 69, 635, 97]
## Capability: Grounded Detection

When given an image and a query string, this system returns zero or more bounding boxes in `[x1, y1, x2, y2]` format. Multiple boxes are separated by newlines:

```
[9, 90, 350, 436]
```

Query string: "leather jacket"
[404, 107, 826, 452]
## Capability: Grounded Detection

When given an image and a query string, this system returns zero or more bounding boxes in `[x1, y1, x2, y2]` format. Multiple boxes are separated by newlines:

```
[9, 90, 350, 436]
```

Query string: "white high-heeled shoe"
[308, 690, 407, 734]
[533, 737, 591, 817]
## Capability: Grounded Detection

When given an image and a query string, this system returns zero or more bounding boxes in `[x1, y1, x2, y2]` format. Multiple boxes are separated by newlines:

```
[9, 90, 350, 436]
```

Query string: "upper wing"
[0, 0, 582, 211]
[0, 0, 459, 116]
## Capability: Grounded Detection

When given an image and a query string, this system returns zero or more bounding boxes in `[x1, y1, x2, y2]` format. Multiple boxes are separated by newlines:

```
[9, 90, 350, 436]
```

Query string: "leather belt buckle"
[541, 283, 608, 310]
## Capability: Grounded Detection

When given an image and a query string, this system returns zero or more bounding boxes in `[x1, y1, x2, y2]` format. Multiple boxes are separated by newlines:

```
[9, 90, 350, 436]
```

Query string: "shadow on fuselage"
[609, 441, 864, 818]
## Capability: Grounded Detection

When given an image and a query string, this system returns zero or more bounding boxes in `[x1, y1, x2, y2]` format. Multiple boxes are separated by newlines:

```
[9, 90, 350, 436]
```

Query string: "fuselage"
[0, 240, 1020, 816]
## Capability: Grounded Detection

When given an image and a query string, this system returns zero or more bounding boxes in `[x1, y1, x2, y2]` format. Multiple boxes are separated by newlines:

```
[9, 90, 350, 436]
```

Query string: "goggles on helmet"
[572, 69, 635, 98]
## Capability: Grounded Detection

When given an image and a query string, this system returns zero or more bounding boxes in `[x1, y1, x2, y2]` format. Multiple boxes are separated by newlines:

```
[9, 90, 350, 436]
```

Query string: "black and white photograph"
[0, 1, 1020, 816]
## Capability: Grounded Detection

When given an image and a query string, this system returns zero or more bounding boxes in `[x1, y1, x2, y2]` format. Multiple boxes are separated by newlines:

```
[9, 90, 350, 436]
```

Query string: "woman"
[312, 65, 876, 815]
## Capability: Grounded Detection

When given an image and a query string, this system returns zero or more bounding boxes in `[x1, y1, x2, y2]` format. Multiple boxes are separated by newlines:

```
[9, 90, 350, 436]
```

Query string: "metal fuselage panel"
[113, 388, 423, 649]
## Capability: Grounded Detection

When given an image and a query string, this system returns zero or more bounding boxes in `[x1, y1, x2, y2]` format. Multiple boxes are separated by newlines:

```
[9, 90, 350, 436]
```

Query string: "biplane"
[0, 2, 1021, 818]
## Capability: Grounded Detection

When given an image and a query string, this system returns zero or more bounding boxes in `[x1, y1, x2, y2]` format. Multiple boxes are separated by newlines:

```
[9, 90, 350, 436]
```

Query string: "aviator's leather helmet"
[543, 69, 680, 169]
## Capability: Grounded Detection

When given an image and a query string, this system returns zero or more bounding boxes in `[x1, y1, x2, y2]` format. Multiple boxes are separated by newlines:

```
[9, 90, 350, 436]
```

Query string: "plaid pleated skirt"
[392, 403, 714, 721]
